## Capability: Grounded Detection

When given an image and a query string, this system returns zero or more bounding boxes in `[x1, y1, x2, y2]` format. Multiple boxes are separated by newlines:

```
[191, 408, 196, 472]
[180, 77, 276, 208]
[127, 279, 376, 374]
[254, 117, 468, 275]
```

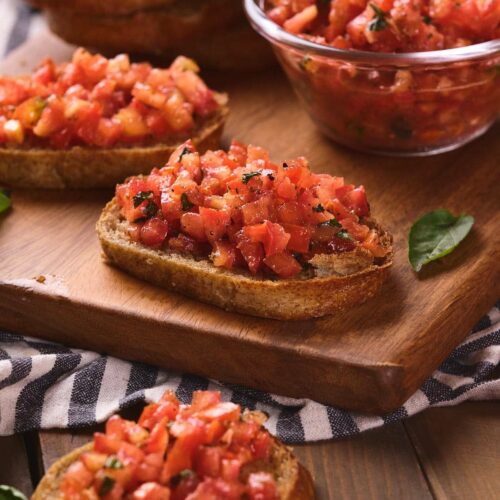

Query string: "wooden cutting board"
[0, 34, 499, 413]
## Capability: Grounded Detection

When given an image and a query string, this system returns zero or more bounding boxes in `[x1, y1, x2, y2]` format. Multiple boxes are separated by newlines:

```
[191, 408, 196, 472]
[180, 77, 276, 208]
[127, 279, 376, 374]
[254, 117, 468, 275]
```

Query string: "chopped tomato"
[247, 472, 279, 500]
[263, 252, 302, 278]
[140, 218, 169, 248]
[115, 141, 386, 277]
[0, 49, 220, 147]
[132, 482, 171, 500]
[62, 391, 281, 500]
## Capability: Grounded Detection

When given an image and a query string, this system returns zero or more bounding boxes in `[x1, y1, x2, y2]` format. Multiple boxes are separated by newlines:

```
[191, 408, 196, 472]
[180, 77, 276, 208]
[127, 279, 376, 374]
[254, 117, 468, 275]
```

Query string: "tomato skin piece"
[199, 207, 231, 243]
[263, 252, 302, 278]
[180, 212, 206, 242]
[140, 218, 169, 249]
[281, 223, 311, 253]
[161, 419, 206, 482]
[341, 186, 370, 218]
[61, 461, 94, 494]
[247, 472, 279, 500]
[244, 221, 291, 257]
[241, 196, 272, 225]
[236, 235, 265, 275]
[132, 482, 171, 500]
[195, 446, 223, 478]
[211, 241, 237, 269]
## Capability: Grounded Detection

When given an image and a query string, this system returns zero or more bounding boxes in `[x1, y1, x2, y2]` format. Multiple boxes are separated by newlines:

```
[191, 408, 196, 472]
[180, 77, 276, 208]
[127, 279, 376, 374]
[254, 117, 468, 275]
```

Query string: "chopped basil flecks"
[242, 172, 261, 184]
[337, 229, 352, 239]
[321, 218, 341, 228]
[181, 192, 194, 211]
[368, 4, 388, 31]
[282, 162, 289, 169]
[391, 117, 413, 139]
[133, 190, 154, 208]
[313, 203, 325, 212]
[104, 456, 124, 470]
[267, 173, 275, 181]
[423, 15, 432, 24]
[178, 146, 191, 161]
[170, 469, 195, 488]
[0, 188, 12, 214]
[99, 477, 116, 497]
[143, 201, 158, 218]
[409, 209, 474, 272]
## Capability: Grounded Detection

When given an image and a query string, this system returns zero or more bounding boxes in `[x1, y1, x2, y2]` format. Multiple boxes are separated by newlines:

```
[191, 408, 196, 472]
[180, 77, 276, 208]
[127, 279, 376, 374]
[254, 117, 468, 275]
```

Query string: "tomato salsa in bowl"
[244, 0, 500, 156]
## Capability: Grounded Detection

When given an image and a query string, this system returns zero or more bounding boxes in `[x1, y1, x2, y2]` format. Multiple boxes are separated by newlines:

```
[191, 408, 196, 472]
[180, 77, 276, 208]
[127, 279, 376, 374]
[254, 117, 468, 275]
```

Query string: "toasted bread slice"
[32, 437, 315, 499]
[97, 199, 393, 320]
[38, 3, 274, 70]
[30, 0, 176, 16]
[0, 105, 228, 189]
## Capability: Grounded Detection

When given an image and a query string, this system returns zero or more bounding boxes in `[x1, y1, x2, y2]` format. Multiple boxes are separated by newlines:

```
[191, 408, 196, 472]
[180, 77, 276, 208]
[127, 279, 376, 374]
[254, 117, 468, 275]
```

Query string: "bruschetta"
[0, 49, 228, 188]
[32, 390, 315, 499]
[97, 141, 393, 319]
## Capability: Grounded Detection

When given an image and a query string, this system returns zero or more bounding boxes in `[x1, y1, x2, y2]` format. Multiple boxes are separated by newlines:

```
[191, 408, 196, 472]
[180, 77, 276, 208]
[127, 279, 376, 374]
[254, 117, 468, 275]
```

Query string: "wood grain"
[0, 435, 33, 495]
[293, 423, 432, 500]
[404, 402, 500, 500]
[0, 40, 499, 413]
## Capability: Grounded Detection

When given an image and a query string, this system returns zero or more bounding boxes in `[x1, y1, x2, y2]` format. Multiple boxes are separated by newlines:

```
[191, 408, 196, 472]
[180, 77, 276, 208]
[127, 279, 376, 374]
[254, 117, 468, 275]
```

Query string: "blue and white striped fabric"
[1, 303, 498, 442]
[1, 2, 499, 443]
[0, 0, 43, 58]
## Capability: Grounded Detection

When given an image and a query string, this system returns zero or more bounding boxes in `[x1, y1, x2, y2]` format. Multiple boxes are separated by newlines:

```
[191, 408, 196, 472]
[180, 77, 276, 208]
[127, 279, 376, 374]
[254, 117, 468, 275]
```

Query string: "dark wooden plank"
[404, 402, 500, 500]
[38, 429, 94, 472]
[293, 423, 433, 500]
[0, 435, 33, 495]
[1, 35, 499, 415]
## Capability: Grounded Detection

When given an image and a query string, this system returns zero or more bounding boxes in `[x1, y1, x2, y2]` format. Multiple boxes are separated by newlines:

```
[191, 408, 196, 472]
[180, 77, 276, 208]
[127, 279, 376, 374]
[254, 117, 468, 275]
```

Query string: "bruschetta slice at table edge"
[97, 141, 393, 320]
[32, 390, 315, 499]
[0, 49, 228, 189]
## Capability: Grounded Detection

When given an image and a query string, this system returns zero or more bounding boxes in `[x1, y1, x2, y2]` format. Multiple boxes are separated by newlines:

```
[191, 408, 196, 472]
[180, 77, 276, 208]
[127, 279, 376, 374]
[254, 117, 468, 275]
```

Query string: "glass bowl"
[244, 0, 500, 156]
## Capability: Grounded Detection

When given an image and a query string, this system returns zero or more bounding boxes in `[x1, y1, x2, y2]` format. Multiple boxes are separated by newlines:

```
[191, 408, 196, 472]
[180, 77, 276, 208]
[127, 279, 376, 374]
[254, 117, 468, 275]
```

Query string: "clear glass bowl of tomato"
[244, 0, 500, 157]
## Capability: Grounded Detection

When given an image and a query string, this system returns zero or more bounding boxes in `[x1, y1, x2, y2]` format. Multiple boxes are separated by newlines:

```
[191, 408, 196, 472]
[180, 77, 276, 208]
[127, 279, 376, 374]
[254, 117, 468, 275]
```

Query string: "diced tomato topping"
[0, 49, 220, 148]
[263, 252, 302, 278]
[62, 391, 280, 500]
[116, 142, 388, 278]
[247, 472, 279, 500]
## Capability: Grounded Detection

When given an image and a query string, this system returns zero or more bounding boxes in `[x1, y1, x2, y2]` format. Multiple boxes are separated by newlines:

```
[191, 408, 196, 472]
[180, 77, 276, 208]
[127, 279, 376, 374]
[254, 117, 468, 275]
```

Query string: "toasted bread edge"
[31, 438, 314, 500]
[0, 105, 228, 189]
[96, 198, 392, 320]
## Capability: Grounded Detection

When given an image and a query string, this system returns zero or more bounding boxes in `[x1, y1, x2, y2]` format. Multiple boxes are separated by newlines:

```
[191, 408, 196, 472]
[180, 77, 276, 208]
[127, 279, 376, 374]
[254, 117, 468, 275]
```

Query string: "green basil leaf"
[0, 189, 11, 214]
[409, 209, 474, 272]
[0, 485, 28, 500]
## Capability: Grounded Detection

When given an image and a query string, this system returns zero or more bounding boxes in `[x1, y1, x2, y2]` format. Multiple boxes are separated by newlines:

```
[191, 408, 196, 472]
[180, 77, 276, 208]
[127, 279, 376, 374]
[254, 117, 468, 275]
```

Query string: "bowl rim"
[244, 0, 500, 65]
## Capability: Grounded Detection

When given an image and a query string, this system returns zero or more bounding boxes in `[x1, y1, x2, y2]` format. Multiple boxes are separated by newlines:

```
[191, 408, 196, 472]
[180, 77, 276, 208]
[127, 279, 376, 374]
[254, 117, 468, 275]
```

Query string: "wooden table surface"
[1, 401, 498, 499]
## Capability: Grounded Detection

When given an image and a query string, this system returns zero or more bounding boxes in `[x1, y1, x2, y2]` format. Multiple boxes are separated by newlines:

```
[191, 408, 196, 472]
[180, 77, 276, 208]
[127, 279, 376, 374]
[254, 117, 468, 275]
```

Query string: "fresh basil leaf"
[0, 486, 27, 500]
[242, 172, 261, 184]
[99, 476, 115, 497]
[0, 189, 11, 214]
[368, 3, 388, 31]
[104, 456, 123, 469]
[133, 190, 153, 208]
[337, 229, 352, 240]
[409, 209, 474, 272]
[181, 192, 194, 211]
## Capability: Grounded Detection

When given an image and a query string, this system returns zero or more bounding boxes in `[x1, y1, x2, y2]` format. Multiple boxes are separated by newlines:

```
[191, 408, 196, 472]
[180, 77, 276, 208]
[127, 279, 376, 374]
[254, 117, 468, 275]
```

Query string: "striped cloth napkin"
[0, 2, 499, 443]
[1, 303, 498, 443]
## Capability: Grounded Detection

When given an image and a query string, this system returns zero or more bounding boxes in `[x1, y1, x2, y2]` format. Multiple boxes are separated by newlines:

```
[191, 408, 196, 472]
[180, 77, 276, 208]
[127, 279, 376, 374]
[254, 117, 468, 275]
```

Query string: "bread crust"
[96, 199, 393, 320]
[30, 0, 176, 16]
[35, 2, 274, 70]
[0, 106, 228, 189]
[32, 439, 315, 499]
